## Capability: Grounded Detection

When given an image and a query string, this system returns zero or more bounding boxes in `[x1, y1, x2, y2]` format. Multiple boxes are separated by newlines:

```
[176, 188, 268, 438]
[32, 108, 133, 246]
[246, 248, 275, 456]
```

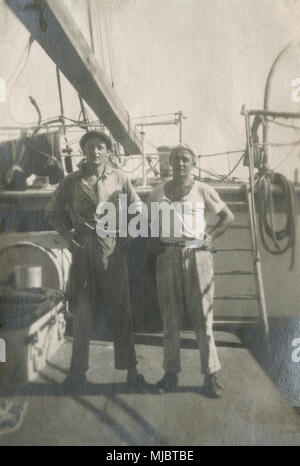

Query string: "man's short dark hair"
[79, 131, 113, 152]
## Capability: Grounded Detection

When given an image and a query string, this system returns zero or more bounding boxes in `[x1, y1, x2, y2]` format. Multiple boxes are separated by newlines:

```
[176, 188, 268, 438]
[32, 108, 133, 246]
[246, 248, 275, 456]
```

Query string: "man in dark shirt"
[46, 131, 145, 389]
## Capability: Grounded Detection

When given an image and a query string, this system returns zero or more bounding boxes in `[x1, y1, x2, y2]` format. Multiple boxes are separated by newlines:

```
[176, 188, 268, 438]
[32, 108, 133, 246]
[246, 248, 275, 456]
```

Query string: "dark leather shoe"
[203, 373, 223, 398]
[127, 373, 148, 391]
[156, 373, 178, 392]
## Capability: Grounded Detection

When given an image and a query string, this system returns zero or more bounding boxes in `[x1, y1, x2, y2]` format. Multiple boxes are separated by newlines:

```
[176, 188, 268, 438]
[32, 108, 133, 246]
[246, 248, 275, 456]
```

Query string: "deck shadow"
[0, 381, 157, 397]
[0, 380, 207, 398]
[237, 317, 300, 412]
[133, 332, 245, 349]
[0, 377, 170, 445]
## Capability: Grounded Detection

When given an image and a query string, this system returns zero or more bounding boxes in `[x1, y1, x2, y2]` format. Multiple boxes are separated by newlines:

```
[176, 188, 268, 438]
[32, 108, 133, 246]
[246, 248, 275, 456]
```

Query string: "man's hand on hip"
[203, 233, 213, 250]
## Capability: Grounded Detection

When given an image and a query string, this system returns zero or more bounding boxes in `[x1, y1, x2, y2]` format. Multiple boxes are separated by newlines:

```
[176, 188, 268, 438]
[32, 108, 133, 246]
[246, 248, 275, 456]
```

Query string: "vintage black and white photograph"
[0, 0, 299, 447]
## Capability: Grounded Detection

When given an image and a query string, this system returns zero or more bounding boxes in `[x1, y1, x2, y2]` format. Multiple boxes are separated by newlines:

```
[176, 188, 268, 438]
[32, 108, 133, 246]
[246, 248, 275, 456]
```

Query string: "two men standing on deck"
[46, 133, 234, 397]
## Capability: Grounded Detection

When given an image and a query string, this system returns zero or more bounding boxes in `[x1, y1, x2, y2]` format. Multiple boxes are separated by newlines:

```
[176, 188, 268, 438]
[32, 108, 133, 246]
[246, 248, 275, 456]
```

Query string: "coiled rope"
[257, 171, 297, 269]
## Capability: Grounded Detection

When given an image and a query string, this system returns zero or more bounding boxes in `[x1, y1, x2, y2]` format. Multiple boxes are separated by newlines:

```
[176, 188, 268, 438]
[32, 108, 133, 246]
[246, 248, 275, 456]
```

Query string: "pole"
[79, 95, 88, 126]
[244, 106, 270, 348]
[178, 111, 183, 142]
[56, 66, 64, 125]
[140, 124, 147, 187]
[244, 108, 258, 256]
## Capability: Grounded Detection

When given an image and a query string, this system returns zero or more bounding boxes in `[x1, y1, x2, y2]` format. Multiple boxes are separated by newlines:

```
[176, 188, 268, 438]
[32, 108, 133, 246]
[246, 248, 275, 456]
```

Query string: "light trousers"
[156, 248, 221, 375]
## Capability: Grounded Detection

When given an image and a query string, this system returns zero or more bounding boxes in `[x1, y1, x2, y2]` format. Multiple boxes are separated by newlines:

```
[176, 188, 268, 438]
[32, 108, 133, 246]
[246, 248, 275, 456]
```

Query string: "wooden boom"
[5, 0, 142, 154]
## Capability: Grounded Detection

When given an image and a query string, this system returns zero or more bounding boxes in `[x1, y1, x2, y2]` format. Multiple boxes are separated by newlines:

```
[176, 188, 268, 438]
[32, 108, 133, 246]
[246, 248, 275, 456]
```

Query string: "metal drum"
[0, 242, 64, 290]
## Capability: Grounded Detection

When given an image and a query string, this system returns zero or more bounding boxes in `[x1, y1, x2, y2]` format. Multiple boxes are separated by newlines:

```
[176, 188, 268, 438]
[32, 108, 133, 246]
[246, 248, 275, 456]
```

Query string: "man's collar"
[79, 160, 114, 179]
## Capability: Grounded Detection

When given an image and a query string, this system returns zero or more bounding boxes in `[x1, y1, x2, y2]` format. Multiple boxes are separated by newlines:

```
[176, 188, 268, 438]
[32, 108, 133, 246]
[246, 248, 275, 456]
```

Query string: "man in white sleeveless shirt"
[147, 143, 234, 397]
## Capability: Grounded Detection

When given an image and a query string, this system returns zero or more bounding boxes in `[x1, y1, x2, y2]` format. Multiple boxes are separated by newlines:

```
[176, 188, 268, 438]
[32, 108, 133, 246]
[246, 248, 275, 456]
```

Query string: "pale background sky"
[1, 0, 300, 180]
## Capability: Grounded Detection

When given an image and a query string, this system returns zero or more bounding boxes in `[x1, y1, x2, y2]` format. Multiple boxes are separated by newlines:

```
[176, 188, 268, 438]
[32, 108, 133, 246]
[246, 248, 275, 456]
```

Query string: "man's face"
[171, 149, 194, 178]
[83, 137, 109, 166]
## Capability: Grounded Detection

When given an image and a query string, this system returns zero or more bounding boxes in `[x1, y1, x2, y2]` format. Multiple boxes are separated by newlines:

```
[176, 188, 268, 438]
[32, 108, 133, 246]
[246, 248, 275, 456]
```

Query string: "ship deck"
[1, 327, 300, 446]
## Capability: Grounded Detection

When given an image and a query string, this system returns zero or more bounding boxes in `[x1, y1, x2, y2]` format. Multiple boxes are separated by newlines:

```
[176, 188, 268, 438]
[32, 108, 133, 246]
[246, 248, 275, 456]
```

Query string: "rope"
[198, 149, 245, 158]
[196, 167, 224, 180]
[264, 118, 300, 131]
[6, 36, 34, 88]
[257, 171, 297, 269]
[255, 138, 300, 147]
[218, 152, 245, 181]
[118, 161, 144, 174]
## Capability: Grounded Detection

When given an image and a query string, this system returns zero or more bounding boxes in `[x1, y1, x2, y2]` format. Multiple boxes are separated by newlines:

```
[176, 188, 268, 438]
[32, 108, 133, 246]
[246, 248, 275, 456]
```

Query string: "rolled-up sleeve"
[203, 184, 226, 215]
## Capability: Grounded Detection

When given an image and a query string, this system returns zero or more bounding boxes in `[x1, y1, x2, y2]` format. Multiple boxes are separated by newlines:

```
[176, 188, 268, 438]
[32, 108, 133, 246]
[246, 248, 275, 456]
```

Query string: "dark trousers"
[69, 234, 137, 376]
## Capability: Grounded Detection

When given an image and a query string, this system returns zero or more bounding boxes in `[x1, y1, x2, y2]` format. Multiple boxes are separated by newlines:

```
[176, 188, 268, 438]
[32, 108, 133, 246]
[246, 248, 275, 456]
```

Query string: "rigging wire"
[198, 149, 245, 158]
[6, 37, 33, 88]
[133, 112, 180, 120]
[218, 152, 245, 181]
[196, 166, 224, 180]
[118, 161, 144, 174]
[273, 145, 298, 171]
[254, 139, 300, 147]
[264, 117, 300, 131]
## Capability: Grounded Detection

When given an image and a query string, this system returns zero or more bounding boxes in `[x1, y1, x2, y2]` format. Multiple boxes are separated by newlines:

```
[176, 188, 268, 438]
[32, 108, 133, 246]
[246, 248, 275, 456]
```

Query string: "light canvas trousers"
[156, 247, 221, 375]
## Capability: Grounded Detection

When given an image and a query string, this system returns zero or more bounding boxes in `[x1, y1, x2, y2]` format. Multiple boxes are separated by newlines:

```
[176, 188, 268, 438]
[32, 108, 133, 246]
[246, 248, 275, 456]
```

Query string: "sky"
[1, 0, 300, 179]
